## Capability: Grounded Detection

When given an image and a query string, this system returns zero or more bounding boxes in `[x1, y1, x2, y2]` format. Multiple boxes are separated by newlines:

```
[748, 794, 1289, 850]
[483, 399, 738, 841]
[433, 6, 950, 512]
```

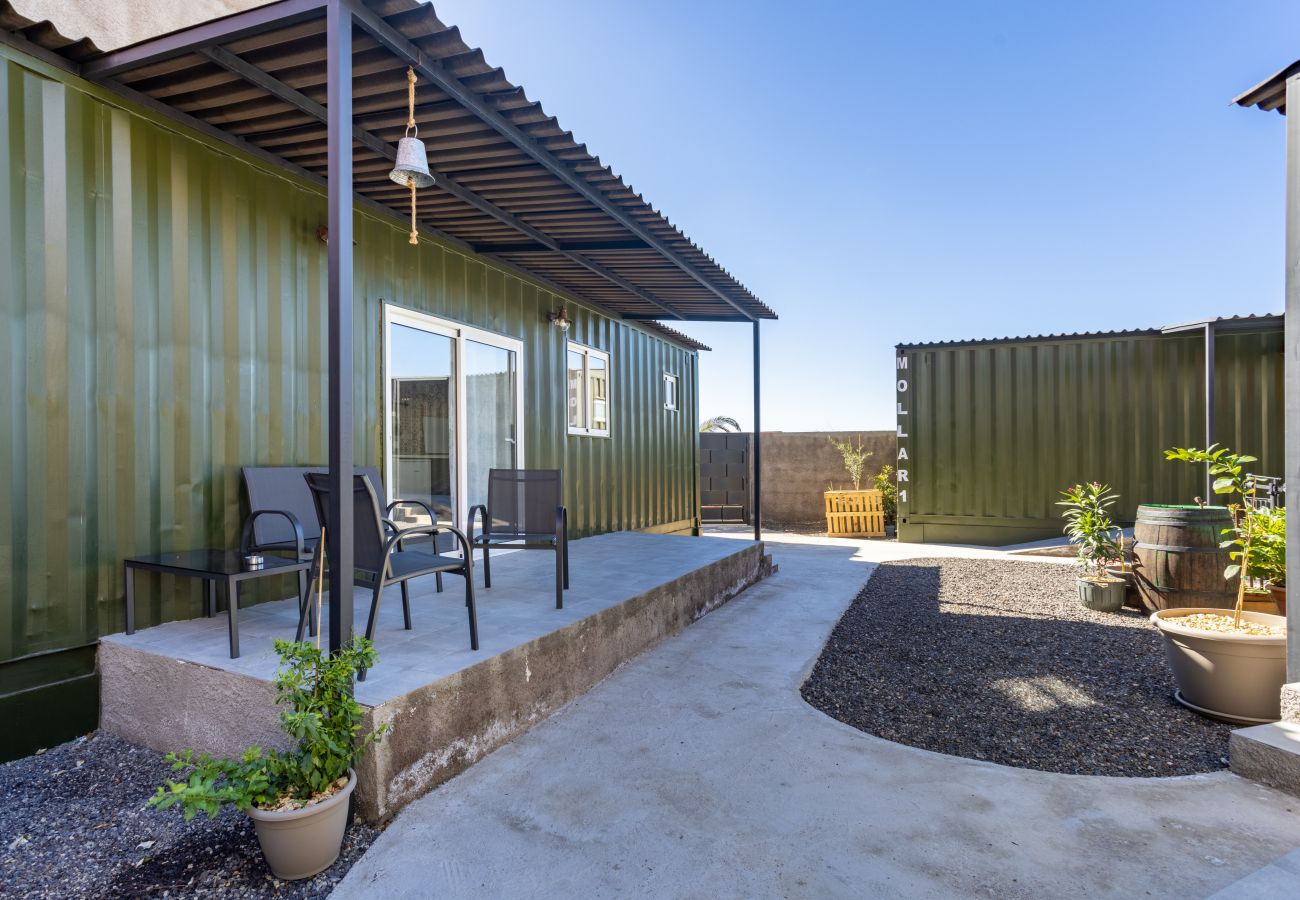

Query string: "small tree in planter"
[823, 437, 884, 537]
[1154, 445, 1287, 725]
[1058, 482, 1126, 612]
[149, 638, 389, 881]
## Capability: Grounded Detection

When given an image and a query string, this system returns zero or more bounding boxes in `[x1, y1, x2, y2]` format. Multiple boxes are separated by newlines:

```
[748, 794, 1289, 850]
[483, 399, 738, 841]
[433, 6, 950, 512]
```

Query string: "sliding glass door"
[384, 307, 522, 530]
[464, 339, 518, 513]
[388, 321, 455, 526]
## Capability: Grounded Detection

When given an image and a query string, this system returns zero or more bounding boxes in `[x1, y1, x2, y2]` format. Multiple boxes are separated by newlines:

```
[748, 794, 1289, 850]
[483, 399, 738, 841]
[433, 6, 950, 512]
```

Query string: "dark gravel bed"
[801, 557, 1234, 776]
[0, 733, 377, 899]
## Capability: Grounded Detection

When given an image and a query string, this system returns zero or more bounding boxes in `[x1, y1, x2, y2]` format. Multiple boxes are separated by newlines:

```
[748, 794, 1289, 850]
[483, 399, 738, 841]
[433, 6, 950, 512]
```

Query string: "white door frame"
[383, 304, 525, 529]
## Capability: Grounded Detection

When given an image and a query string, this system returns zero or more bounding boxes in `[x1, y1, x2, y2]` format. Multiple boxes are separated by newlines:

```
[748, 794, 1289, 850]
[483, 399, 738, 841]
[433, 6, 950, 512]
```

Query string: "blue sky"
[435, 0, 1300, 430]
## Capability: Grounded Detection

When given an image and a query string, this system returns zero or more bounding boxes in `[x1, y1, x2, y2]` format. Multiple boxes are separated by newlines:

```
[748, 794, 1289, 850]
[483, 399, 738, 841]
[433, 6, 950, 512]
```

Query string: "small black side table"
[123, 551, 312, 659]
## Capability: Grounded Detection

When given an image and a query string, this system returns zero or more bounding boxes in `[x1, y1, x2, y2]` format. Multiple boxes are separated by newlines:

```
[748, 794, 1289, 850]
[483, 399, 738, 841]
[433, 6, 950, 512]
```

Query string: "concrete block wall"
[757, 431, 897, 525]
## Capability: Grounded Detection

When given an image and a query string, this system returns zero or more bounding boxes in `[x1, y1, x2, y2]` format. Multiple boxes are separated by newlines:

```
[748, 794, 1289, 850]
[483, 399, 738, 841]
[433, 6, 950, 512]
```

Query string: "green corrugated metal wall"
[0, 45, 700, 757]
[895, 328, 1284, 545]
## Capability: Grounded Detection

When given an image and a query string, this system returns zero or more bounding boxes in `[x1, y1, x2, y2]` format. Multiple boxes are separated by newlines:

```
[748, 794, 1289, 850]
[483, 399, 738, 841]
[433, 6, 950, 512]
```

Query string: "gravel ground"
[0, 733, 377, 899]
[801, 557, 1234, 776]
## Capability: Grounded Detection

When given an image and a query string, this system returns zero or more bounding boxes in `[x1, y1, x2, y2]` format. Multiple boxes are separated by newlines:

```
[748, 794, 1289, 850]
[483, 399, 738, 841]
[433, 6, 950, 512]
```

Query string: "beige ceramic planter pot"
[1150, 609, 1287, 725]
[246, 769, 356, 881]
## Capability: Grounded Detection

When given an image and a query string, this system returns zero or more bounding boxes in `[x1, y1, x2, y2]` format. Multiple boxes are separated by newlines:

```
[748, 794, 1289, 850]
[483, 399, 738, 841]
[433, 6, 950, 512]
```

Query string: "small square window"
[567, 342, 611, 437]
[663, 372, 679, 411]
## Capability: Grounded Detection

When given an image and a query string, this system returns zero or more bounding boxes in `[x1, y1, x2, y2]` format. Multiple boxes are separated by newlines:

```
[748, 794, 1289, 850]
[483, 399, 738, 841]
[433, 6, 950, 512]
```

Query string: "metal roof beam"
[197, 43, 687, 321]
[472, 239, 650, 254]
[344, 0, 758, 321]
[82, 0, 328, 79]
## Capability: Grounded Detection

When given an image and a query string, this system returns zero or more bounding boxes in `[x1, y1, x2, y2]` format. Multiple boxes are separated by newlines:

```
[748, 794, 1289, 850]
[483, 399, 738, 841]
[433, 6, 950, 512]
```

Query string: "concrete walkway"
[333, 532, 1300, 899]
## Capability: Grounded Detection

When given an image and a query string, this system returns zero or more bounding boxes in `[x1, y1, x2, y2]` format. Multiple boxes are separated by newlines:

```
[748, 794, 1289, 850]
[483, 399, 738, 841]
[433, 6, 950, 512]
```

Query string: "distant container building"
[894, 315, 1284, 546]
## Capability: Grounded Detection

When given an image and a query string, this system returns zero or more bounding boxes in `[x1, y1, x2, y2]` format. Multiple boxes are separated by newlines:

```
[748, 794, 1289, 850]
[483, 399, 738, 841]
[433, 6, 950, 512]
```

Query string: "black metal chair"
[302, 473, 478, 679]
[241, 465, 448, 593]
[469, 469, 569, 609]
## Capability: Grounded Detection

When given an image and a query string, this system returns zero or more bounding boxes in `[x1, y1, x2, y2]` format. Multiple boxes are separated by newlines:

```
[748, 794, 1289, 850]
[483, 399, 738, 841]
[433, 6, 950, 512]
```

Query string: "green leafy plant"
[1165, 444, 1260, 580]
[1058, 482, 1121, 579]
[1236, 506, 1285, 587]
[1165, 444, 1272, 625]
[829, 436, 872, 491]
[874, 464, 898, 526]
[699, 416, 742, 433]
[149, 638, 389, 821]
[1164, 444, 1257, 505]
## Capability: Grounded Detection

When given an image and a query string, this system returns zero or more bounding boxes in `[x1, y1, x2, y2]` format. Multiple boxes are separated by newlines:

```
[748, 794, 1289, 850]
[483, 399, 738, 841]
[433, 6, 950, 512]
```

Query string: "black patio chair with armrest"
[241, 466, 448, 606]
[302, 472, 478, 680]
[469, 468, 569, 610]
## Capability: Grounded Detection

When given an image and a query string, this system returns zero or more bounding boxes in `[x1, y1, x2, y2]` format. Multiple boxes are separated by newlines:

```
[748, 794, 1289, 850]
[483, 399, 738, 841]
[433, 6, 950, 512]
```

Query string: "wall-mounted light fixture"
[547, 306, 571, 332]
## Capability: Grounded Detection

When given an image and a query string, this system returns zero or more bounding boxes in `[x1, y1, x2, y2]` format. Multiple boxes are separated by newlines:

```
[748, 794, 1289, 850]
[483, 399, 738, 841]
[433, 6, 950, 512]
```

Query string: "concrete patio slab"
[333, 531, 1300, 899]
[98, 532, 769, 822]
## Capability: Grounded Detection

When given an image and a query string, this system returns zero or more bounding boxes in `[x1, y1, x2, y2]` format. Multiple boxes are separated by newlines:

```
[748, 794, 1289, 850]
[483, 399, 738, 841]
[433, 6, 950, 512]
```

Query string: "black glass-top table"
[123, 551, 312, 658]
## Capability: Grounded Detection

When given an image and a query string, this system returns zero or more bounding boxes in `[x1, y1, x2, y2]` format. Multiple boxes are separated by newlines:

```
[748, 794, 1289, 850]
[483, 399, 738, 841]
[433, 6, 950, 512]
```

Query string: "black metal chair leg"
[401, 580, 412, 630]
[358, 582, 384, 682]
[482, 545, 491, 588]
[563, 531, 570, 590]
[436, 572, 443, 593]
[465, 571, 479, 650]
[555, 547, 564, 610]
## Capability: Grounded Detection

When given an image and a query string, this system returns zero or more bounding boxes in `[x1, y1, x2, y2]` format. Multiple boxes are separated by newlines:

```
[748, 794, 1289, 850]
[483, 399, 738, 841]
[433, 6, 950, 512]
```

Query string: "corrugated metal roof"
[896, 313, 1283, 351]
[0, 2, 101, 60]
[639, 321, 710, 352]
[1233, 61, 1300, 115]
[0, 0, 772, 324]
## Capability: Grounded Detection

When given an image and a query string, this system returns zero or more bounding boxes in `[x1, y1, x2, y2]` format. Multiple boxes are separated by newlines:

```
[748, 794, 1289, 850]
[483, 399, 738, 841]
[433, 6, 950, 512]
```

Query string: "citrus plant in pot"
[1155, 445, 1287, 724]
[1058, 482, 1126, 612]
[149, 638, 389, 880]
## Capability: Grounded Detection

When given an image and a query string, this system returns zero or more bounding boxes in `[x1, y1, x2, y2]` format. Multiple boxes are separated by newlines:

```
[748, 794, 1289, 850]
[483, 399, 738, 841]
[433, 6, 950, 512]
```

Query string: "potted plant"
[1244, 505, 1286, 616]
[1058, 482, 1126, 612]
[874, 464, 899, 537]
[823, 437, 884, 537]
[149, 638, 389, 880]
[1153, 445, 1287, 724]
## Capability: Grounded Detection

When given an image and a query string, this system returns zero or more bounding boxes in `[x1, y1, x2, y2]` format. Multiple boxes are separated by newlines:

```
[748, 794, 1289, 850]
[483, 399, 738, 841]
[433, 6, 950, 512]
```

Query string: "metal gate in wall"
[700, 432, 751, 523]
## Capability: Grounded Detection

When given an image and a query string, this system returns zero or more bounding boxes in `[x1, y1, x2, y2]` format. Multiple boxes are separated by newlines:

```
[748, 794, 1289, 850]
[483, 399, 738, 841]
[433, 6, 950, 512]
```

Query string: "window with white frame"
[663, 372, 679, 411]
[567, 343, 611, 437]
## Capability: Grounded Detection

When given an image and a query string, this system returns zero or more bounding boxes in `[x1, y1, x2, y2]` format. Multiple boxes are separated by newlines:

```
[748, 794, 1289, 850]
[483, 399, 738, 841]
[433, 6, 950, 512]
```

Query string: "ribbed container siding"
[896, 329, 1283, 545]
[0, 47, 701, 754]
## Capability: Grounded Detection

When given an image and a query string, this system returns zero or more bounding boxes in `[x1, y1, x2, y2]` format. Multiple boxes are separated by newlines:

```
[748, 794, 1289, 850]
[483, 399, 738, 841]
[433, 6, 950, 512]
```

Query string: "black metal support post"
[326, 0, 354, 653]
[1204, 322, 1216, 500]
[1285, 75, 1300, 680]
[752, 320, 762, 543]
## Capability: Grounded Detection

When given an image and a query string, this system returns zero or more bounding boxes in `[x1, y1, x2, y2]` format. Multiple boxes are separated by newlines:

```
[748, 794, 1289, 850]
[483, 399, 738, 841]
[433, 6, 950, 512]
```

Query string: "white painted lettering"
[896, 402, 908, 416]
[899, 489, 908, 504]
[897, 426, 908, 438]
[896, 380, 908, 393]
[897, 469, 909, 482]
[896, 356, 909, 370]
[897, 447, 908, 461]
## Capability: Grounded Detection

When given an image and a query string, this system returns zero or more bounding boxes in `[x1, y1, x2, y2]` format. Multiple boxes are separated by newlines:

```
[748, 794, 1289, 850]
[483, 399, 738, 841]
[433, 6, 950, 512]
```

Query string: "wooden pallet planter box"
[824, 489, 886, 538]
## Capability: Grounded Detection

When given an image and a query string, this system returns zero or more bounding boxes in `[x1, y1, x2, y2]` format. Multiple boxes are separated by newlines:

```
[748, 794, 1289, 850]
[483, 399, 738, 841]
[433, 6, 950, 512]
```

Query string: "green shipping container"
[0, 44, 703, 759]
[895, 319, 1284, 546]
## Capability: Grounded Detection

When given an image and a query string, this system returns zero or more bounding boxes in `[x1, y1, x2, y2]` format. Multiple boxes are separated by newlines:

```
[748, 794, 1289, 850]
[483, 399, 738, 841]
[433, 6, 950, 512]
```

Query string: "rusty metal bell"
[389, 132, 434, 189]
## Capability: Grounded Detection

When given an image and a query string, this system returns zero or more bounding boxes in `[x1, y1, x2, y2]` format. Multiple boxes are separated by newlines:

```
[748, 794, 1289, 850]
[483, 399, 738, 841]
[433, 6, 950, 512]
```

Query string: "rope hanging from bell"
[388, 66, 434, 246]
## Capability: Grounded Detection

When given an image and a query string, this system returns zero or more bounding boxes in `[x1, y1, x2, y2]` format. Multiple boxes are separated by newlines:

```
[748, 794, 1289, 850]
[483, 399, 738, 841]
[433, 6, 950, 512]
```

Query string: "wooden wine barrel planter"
[1132, 505, 1238, 612]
